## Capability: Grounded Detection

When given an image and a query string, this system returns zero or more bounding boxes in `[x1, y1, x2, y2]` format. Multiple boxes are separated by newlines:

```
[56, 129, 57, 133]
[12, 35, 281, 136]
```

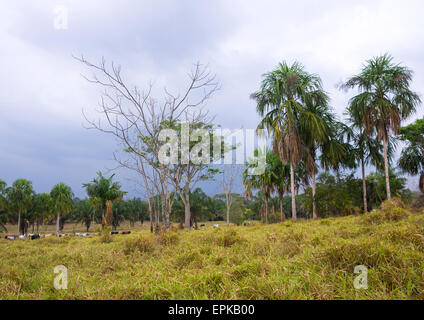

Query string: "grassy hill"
[1, 201, 423, 300]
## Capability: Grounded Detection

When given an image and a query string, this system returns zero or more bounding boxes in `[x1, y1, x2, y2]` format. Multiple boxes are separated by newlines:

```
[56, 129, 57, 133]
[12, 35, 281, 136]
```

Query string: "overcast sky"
[1, 0, 423, 198]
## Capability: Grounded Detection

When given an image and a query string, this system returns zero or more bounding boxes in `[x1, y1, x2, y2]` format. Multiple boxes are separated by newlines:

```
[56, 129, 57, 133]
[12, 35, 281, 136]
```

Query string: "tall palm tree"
[301, 101, 346, 219]
[252, 61, 330, 221]
[343, 107, 387, 212]
[51, 183, 74, 236]
[83, 172, 125, 231]
[398, 118, 424, 193]
[342, 54, 421, 200]
[7, 179, 34, 235]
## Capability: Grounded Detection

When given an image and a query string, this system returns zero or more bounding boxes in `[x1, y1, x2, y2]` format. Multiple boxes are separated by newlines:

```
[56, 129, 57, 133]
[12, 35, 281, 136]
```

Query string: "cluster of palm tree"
[0, 178, 74, 235]
[245, 54, 421, 221]
[0, 172, 148, 235]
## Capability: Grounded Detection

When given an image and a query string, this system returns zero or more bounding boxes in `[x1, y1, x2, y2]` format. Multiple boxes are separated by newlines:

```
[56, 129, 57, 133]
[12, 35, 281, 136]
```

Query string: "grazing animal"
[18, 235, 26, 240]
[213, 224, 219, 229]
[75, 233, 89, 237]
[31, 234, 41, 240]
[200, 224, 206, 227]
[110, 231, 119, 235]
[121, 231, 131, 235]
[5, 236, 17, 240]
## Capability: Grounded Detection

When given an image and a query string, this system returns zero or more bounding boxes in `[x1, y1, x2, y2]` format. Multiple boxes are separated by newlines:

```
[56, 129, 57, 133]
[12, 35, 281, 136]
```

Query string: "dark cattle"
[31, 234, 41, 240]
[121, 231, 131, 235]
[200, 224, 206, 227]
[110, 231, 119, 235]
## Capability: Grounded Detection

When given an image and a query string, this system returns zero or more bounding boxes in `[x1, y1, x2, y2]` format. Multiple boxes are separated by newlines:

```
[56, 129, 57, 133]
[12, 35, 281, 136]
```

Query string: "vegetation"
[1, 205, 423, 299]
[1, 53, 423, 300]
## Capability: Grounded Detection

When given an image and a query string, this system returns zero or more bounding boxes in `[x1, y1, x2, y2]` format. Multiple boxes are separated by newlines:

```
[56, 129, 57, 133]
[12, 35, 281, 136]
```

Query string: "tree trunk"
[312, 170, 317, 219]
[279, 195, 284, 223]
[56, 212, 60, 236]
[184, 183, 191, 229]
[290, 162, 297, 221]
[148, 201, 153, 233]
[105, 200, 113, 227]
[226, 193, 230, 227]
[17, 209, 21, 235]
[383, 138, 391, 200]
[264, 198, 269, 224]
[361, 156, 368, 213]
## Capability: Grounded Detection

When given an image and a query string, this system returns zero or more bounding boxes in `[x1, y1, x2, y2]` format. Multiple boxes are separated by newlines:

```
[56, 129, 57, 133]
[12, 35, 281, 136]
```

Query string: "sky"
[1, 0, 424, 198]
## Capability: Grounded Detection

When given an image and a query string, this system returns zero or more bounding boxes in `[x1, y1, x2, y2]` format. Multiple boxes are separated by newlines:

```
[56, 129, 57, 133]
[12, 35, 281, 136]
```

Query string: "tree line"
[2, 54, 422, 234]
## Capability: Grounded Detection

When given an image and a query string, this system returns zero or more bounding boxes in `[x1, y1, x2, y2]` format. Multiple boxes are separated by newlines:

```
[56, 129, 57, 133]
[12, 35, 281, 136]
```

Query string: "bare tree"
[222, 164, 241, 227]
[76, 56, 219, 231]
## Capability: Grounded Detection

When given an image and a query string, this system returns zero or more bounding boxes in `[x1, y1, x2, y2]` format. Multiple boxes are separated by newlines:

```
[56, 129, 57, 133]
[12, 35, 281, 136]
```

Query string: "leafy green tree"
[253, 61, 331, 221]
[204, 196, 225, 221]
[343, 54, 421, 200]
[51, 183, 74, 235]
[83, 172, 126, 231]
[7, 179, 34, 235]
[72, 198, 95, 232]
[398, 118, 424, 192]
[0, 179, 8, 232]
[243, 149, 275, 224]
[112, 201, 127, 230]
[31, 193, 53, 232]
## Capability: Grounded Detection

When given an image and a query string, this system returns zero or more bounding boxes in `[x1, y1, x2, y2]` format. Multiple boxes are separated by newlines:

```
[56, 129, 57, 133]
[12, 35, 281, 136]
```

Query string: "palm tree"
[7, 179, 34, 235]
[269, 152, 290, 222]
[50, 183, 74, 236]
[73, 198, 95, 232]
[343, 108, 388, 212]
[83, 172, 125, 231]
[252, 61, 330, 221]
[342, 54, 421, 200]
[32, 193, 53, 232]
[398, 119, 424, 193]
[243, 149, 274, 224]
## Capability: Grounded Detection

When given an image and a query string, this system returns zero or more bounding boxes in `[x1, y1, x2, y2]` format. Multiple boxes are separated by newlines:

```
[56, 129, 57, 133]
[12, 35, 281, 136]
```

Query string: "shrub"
[123, 237, 154, 255]
[217, 229, 244, 247]
[156, 231, 179, 246]
[362, 199, 410, 224]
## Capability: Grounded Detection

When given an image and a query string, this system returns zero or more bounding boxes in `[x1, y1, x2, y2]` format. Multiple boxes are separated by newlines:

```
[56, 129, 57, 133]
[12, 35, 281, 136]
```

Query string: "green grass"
[1, 208, 424, 299]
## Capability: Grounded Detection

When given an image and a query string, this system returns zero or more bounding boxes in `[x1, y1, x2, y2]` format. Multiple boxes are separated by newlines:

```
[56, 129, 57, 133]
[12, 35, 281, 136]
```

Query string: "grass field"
[1, 202, 424, 300]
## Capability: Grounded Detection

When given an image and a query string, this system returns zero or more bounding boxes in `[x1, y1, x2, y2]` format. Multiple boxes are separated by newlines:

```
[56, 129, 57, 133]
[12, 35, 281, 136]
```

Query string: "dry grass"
[1, 208, 424, 300]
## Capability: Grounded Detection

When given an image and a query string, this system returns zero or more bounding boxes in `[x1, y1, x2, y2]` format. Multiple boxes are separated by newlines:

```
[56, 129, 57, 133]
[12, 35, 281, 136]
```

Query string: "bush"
[156, 231, 179, 246]
[217, 229, 244, 247]
[362, 199, 410, 224]
[123, 237, 154, 255]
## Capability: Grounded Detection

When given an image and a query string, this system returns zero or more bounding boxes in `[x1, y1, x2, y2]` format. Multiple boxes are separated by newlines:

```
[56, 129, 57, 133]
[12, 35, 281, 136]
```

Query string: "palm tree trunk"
[290, 162, 297, 221]
[361, 156, 368, 213]
[279, 195, 284, 223]
[17, 208, 21, 235]
[265, 198, 269, 224]
[383, 138, 391, 200]
[312, 170, 317, 219]
[56, 212, 60, 236]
